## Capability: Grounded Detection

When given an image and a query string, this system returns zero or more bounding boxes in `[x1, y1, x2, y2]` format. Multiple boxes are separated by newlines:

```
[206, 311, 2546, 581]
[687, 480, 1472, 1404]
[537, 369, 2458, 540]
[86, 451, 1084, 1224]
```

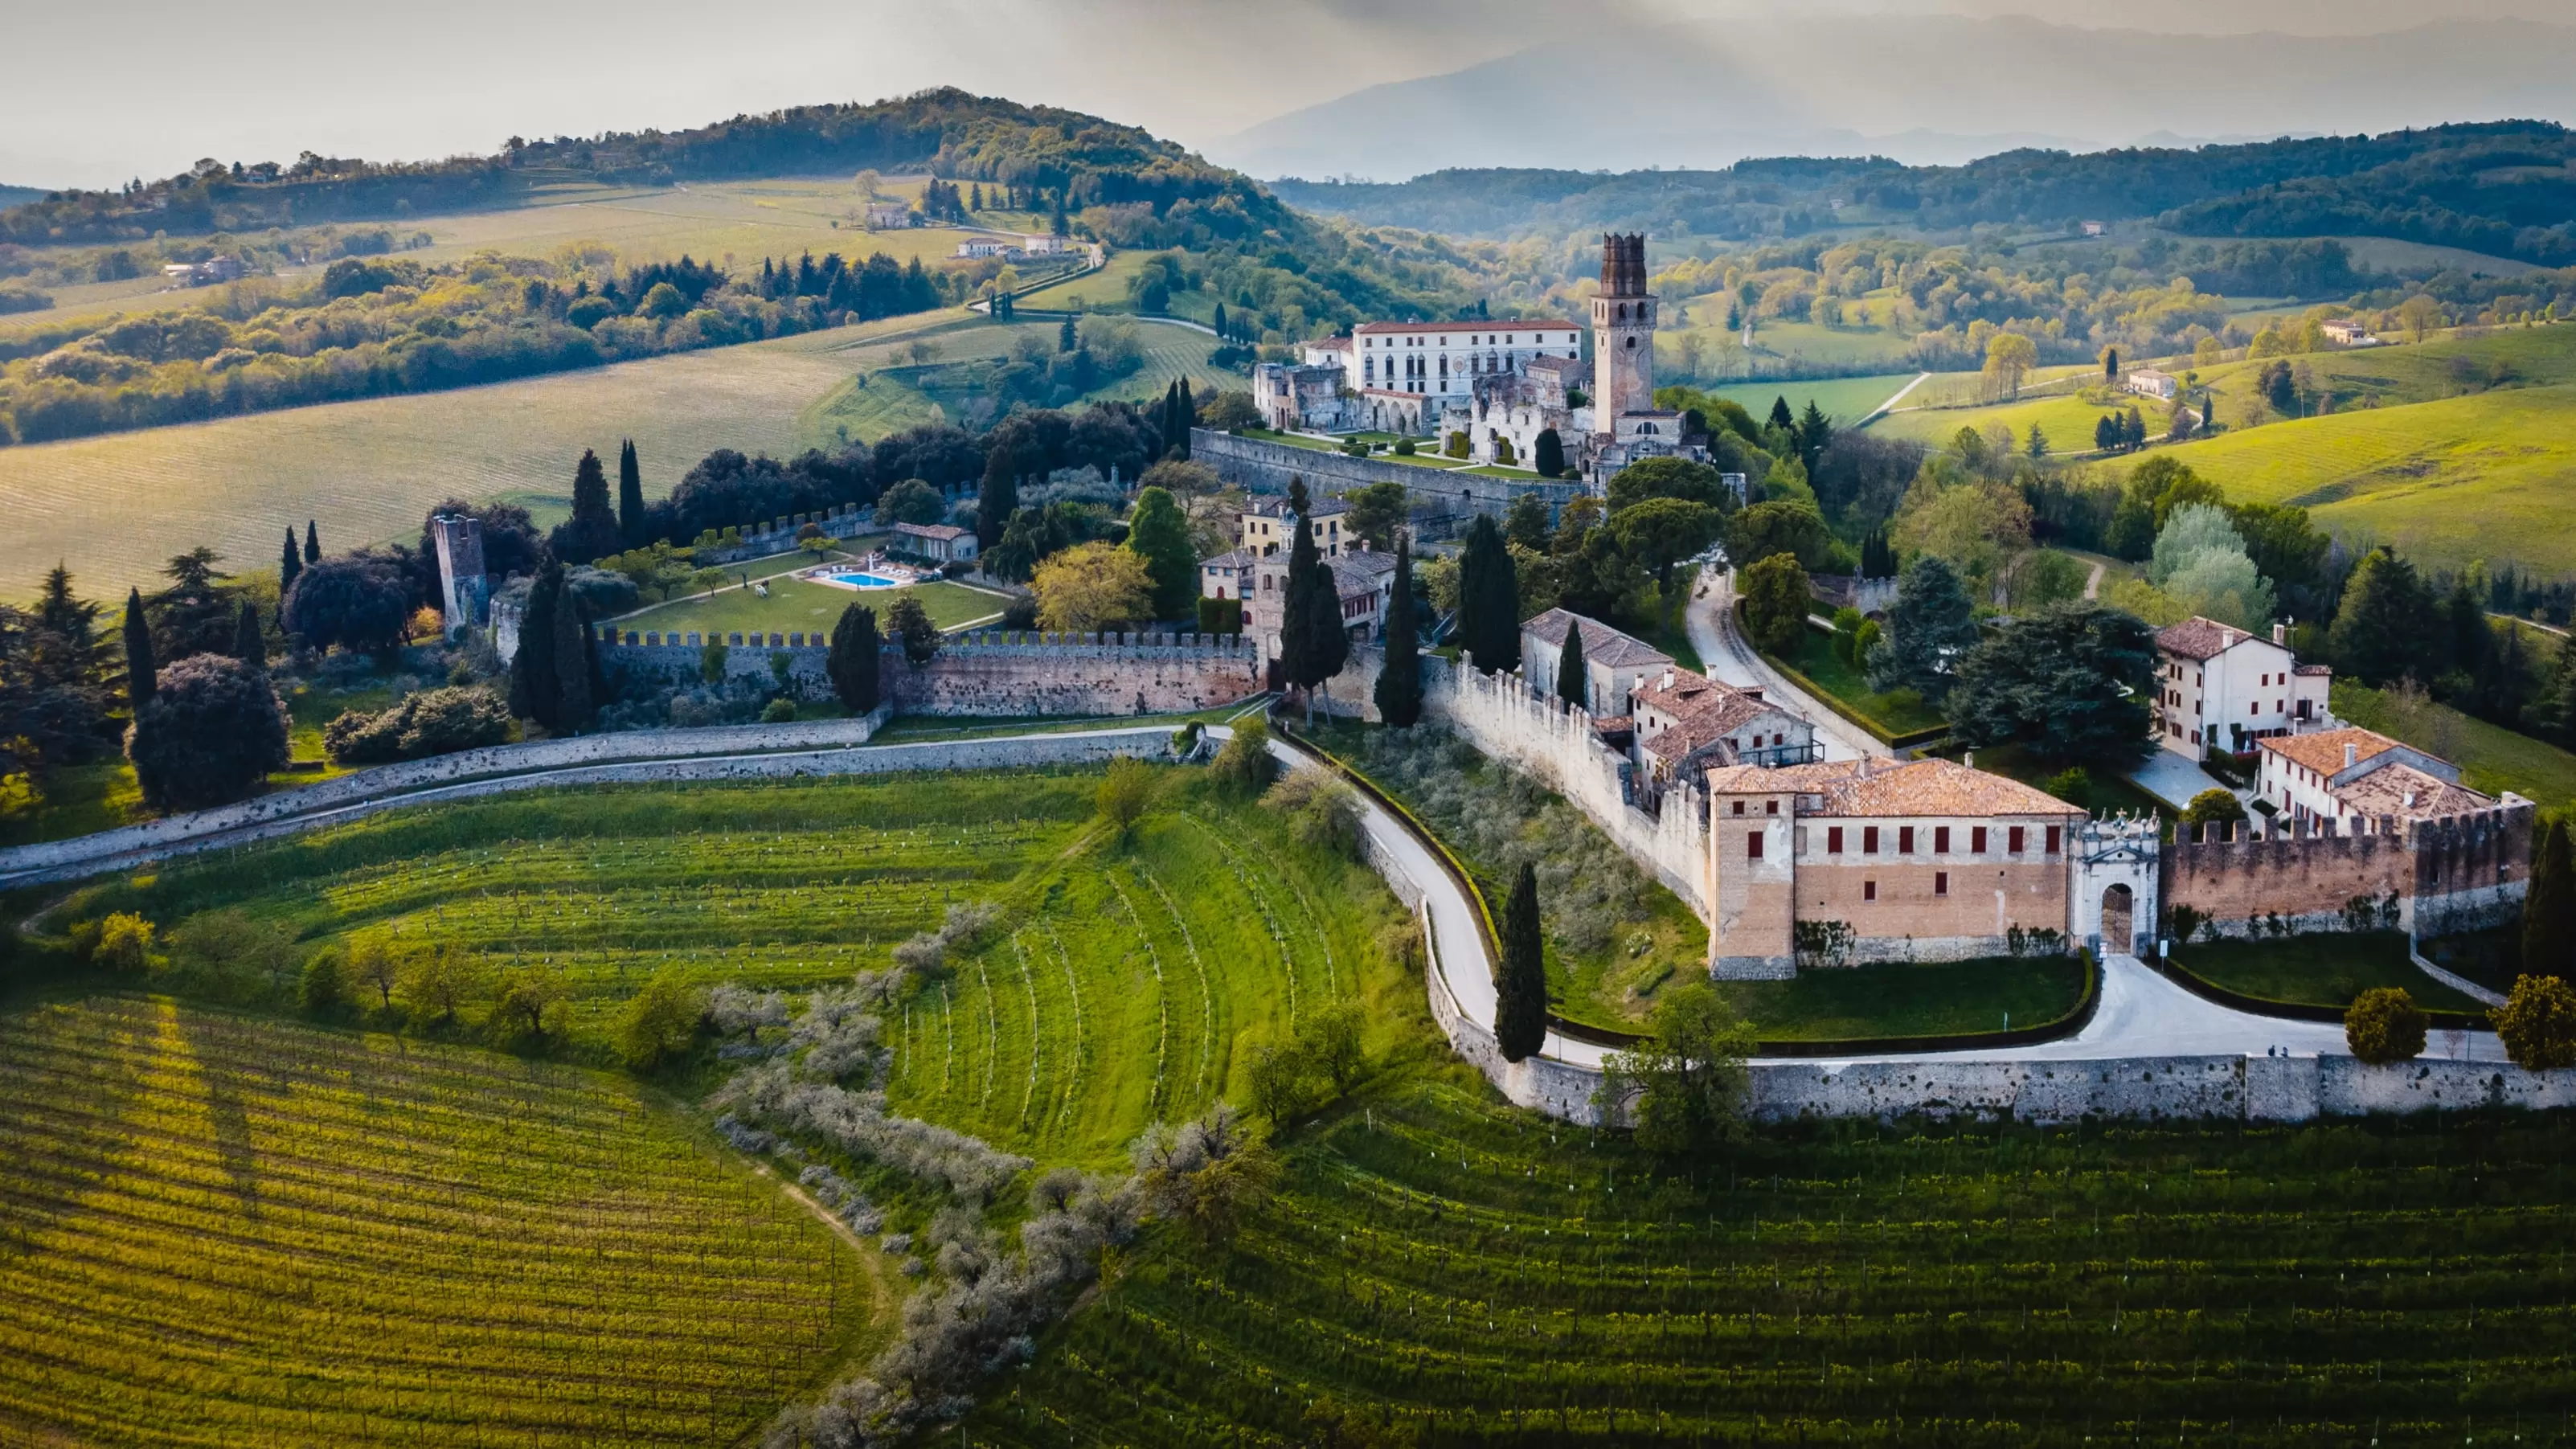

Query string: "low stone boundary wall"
[599, 632, 1267, 717]
[0, 710, 895, 883]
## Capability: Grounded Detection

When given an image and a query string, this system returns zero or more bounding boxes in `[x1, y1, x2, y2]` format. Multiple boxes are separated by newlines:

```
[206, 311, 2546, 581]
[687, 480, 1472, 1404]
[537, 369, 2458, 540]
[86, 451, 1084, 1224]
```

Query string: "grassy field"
[1012, 251, 1158, 313]
[2170, 931, 2491, 1015]
[795, 318, 1241, 445]
[1712, 954, 2087, 1040]
[0, 309, 982, 600]
[964, 1067, 2576, 1446]
[1699, 372, 1925, 426]
[0, 994, 878, 1446]
[616, 574, 1010, 640]
[1773, 621, 1948, 736]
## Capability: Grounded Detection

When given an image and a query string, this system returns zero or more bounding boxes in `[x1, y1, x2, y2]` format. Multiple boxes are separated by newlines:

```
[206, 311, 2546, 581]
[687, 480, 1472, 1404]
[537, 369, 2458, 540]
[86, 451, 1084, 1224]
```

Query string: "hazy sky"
[3, 0, 2571, 187]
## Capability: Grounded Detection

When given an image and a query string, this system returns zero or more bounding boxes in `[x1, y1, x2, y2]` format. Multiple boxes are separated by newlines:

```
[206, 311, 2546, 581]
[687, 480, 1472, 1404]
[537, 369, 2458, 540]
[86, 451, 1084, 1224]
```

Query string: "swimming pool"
[824, 571, 903, 588]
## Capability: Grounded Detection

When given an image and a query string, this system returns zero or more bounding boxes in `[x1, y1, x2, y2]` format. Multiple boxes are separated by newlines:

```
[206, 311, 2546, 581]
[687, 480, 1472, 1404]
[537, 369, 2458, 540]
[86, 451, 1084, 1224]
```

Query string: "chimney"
[2343, 743, 2357, 769]
[2403, 790, 2417, 810]
[1964, 750, 1975, 771]
[2271, 623, 2287, 645]
[1661, 669, 1675, 690]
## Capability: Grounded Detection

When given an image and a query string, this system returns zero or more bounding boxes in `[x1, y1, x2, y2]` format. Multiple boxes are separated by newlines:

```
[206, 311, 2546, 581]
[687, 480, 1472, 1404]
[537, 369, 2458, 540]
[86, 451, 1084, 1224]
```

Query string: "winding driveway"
[1684, 570, 1884, 761]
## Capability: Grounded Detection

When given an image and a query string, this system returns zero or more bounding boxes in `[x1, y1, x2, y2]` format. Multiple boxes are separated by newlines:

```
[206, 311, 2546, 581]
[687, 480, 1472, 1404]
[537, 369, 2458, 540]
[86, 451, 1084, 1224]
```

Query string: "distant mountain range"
[1209, 15, 2576, 182]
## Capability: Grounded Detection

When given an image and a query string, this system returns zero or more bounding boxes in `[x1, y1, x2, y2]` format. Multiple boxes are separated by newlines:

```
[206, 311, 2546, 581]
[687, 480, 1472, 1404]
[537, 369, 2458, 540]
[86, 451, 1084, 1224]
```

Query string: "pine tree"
[616, 440, 646, 550]
[509, 559, 563, 727]
[1455, 514, 1520, 674]
[555, 448, 622, 564]
[1059, 315, 1077, 352]
[1175, 379, 1194, 460]
[233, 600, 264, 669]
[827, 603, 881, 713]
[304, 520, 320, 564]
[1554, 618, 1588, 711]
[1767, 396, 1795, 433]
[1374, 531, 1423, 727]
[1494, 862, 1547, 1062]
[2027, 424, 2050, 458]
[551, 583, 593, 732]
[977, 448, 1018, 551]
[279, 527, 303, 611]
[122, 587, 155, 709]
[2525, 817, 2574, 982]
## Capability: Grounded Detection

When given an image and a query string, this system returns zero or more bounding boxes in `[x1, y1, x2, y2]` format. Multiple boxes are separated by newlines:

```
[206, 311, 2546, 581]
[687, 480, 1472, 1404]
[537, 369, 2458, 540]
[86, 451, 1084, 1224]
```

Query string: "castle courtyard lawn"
[616, 575, 1009, 641]
[1717, 954, 2089, 1042]
[2169, 931, 2491, 1016]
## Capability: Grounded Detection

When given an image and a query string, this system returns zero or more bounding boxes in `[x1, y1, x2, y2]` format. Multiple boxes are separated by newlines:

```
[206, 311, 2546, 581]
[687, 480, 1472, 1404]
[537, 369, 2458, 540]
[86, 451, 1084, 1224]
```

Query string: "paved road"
[2128, 748, 2242, 810]
[1683, 571, 1883, 761]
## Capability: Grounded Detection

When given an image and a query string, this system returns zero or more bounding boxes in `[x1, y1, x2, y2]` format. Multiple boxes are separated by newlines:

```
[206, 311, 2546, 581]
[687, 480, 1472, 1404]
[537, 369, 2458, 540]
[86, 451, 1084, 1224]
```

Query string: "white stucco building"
[2151, 617, 2333, 758]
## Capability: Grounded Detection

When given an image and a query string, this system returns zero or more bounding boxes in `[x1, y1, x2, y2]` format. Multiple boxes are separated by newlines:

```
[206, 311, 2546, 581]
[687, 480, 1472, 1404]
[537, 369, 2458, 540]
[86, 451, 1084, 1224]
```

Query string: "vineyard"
[0, 996, 879, 1447]
[969, 1068, 2576, 1446]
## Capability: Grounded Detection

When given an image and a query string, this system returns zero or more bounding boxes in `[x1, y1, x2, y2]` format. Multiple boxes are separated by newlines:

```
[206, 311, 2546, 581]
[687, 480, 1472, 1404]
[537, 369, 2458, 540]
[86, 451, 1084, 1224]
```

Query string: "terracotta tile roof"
[1525, 355, 1585, 375]
[2334, 762, 2493, 820]
[2293, 664, 2332, 677]
[2259, 727, 2400, 779]
[1353, 320, 1578, 336]
[2156, 616, 2272, 661]
[1521, 609, 1673, 669]
[1701, 757, 2079, 818]
[894, 522, 968, 540]
[1633, 670, 1784, 764]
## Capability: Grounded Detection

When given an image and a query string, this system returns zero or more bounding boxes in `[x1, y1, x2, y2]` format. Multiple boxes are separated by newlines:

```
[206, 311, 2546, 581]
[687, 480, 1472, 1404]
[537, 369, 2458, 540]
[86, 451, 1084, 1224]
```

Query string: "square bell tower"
[1590, 233, 1656, 420]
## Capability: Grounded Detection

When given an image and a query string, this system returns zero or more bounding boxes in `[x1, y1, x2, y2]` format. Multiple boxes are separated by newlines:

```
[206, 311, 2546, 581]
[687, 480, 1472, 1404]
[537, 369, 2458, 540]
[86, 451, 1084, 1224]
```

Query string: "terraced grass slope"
[0, 995, 878, 1447]
[883, 804, 1406, 1169]
[970, 1071, 2576, 1446]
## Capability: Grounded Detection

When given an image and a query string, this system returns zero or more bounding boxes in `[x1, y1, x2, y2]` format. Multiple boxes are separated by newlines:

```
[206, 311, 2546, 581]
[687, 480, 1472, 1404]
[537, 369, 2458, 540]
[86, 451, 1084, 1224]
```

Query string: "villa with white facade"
[2151, 617, 2334, 758]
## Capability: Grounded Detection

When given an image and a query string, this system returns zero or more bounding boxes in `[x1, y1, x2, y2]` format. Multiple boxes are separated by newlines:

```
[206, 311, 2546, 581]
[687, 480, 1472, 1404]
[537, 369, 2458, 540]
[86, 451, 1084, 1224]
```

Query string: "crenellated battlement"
[2164, 794, 2531, 940]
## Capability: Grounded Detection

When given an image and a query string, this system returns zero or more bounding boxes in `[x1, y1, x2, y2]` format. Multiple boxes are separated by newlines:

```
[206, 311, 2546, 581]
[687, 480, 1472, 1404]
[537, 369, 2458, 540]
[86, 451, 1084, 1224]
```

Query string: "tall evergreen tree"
[1796, 399, 1834, 470]
[2103, 346, 2121, 382]
[1302, 536, 1349, 710]
[827, 603, 881, 713]
[304, 520, 320, 565]
[977, 447, 1018, 551]
[1455, 514, 1521, 675]
[1534, 428, 1565, 479]
[1279, 515, 1329, 723]
[1050, 190, 1068, 236]
[1374, 531, 1423, 727]
[1554, 617, 1588, 710]
[1767, 395, 1795, 433]
[2328, 549, 2437, 686]
[1059, 314, 1077, 352]
[232, 600, 265, 669]
[1212, 301, 1229, 341]
[551, 583, 594, 733]
[509, 559, 563, 727]
[1494, 862, 1547, 1062]
[2124, 406, 2147, 449]
[616, 440, 647, 550]
[553, 449, 622, 565]
[278, 527, 303, 611]
[1175, 379, 1194, 460]
[2525, 817, 2574, 983]
[121, 587, 155, 710]
[1159, 381, 1183, 458]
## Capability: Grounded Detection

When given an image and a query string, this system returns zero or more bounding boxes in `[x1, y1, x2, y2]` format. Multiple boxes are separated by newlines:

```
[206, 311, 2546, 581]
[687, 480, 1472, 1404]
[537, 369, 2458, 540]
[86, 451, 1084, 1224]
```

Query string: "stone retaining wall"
[1192, 428, 1583, 519]
[599, 632, 1268, 717]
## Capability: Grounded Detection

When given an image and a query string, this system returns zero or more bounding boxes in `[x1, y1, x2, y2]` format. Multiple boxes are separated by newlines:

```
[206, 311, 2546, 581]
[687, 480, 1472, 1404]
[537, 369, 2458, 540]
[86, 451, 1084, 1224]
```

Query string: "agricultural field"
[1699, 372, 1927, 426]
[1665, 310, 1923, 378]
[616, 574, 1010, 641]
[966, 1071, 2576, 1446]
[794, 317, 1243, 446]
[2331, 679, 2576, 811]
[1012, 250, 1161, 313]
[0, 995, 879, 1446]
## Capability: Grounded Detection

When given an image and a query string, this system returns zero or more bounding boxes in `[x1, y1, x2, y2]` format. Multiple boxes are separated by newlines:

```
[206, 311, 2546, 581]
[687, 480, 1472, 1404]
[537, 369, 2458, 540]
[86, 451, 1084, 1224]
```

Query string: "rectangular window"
[1935, 825, 1951, 853]
[1766, 800, 1779, 816]
[1828, 826, 1845, 853]
[2009, 825, 2026, 853]
[2046, 825, 2062, 853]
[1898, 826, 1915, 853]
[1935, 870, 1949, 896]
[1972, 826, 1988, 853]
[1731, 800, 1745, 816]
[1863, 826, 1880, 853]
[1863, 881, 1877, 903]
[1747, 831, 1763, 860]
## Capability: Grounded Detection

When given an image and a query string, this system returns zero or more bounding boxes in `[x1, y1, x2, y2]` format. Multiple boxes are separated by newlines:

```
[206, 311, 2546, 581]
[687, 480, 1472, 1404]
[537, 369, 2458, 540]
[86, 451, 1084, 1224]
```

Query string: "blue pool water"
[825, 571, 903, 587]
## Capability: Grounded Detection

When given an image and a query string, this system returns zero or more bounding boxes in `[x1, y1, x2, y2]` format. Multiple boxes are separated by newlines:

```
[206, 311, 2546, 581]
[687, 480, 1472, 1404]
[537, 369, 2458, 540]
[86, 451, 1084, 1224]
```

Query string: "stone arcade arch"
[2100, 883, 2134, 951]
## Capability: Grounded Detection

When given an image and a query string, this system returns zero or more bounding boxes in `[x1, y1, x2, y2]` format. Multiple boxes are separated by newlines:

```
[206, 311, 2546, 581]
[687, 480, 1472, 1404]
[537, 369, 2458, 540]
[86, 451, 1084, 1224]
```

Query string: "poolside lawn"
[619, 575, 1009, 639]
[2170, 931, 2491, 1014]
[1714, 955, 2089, 1042]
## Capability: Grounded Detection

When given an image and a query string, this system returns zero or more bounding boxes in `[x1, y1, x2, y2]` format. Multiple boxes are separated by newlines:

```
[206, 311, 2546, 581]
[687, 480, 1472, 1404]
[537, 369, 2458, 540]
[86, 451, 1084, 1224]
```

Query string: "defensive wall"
[693, 503, 877, 565]
[1191, 428, 1586, 527]
[2164, 800, 2531, 941]
[597, 629, 1268, 718]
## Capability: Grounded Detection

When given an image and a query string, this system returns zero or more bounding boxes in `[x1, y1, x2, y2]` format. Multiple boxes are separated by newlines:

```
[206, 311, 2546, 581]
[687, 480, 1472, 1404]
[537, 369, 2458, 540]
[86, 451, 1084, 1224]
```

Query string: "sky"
[3, 0, 2573, 188]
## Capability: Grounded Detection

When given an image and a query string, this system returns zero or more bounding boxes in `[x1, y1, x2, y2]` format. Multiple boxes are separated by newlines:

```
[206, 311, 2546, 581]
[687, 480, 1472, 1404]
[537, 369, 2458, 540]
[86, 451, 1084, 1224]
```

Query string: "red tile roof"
[1701, 757, 2078, 818]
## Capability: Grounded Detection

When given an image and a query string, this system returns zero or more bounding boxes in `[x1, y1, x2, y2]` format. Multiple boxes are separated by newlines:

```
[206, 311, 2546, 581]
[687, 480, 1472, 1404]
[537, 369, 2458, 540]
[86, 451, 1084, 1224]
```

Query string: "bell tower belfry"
[1591, 234, 1656, 421]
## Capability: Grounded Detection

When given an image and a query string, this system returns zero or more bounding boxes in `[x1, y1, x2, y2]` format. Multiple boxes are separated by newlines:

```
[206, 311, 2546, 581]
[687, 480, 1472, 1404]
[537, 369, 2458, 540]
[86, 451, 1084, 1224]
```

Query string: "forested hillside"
[1275, 121, 2576, 266]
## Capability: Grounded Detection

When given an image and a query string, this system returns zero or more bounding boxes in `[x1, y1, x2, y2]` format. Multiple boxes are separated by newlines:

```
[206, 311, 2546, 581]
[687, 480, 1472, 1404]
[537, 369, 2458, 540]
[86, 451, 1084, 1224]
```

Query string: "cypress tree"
[233, 600, 265, 669]
[1160, 381, 1183, 458]
[616, 440, 646, 550]
[555, 448, 621, 565]
[827, 602, 881, 712]
[122, 587, 156, 709]
[1213, 301, 1229, 342]
[1059, 315, 1076, 353]
[552, 583, 593, 733]
[1494, 862, 1547, 1062]
[1176, 379, 1194, 459]
[2526, 818, 2574, 982]
[1554, 617, 1588, 710]
[304, 520, 320, 564]
[278, 527, 303, 610]
[1374, 531, 1423, 727]
[1456, 514, 1521, 675]
[510, 559, 563, 727]
[1534, 428, 1565, 479]
[1303, 539, 1349, 706]
[977, 448, 1018, 552]
[1279, 514, 1325, 723]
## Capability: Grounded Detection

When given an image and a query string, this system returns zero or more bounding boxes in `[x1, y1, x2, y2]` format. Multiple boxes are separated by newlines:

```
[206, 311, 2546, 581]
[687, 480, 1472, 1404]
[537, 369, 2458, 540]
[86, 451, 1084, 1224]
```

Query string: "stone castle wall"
[2165, 801, 2531, 940]
[1191, 428, 1584, 522]
[599, 630, 1268, 718]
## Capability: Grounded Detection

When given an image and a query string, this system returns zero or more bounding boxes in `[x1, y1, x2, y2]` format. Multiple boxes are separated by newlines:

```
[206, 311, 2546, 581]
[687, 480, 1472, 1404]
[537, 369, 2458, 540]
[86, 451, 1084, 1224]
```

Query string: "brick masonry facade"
[2164, 803, 2532, 941]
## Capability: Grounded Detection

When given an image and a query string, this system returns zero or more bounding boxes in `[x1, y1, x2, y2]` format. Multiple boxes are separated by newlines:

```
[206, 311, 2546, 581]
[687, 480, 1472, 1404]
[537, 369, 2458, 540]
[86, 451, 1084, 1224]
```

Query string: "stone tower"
[430, 514, 489, 639]
[1590, 233, 1656, 421]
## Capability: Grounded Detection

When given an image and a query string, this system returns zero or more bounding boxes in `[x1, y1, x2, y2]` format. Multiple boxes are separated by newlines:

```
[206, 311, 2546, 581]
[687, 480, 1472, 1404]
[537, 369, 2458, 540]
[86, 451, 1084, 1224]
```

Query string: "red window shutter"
[1747, 831, 1763, 860]
[1935, 826, 1951, 853]
[1899, 826, 1915, 853]
[2046, 825, 2062, 853]
[2009, 825, 2026, 853]
[1828, 826, 1844, 853]
[1863, 826, 1879, 853]
[1972, 827, 1988, 853]
[1935, 870, 1948, 896]
[1863, 881, 1877, 902]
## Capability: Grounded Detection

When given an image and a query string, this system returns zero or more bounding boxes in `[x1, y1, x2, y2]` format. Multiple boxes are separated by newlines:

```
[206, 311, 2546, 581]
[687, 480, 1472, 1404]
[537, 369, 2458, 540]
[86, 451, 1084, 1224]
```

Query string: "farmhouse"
[2321, 318, 2380, 346]
[1520, 609, 1674, 716]
[2151, 617, 2333, 757]
[1631, 668, 1820, 780]
[2124, 367, 2181, 402]
[892, 522, 977, 564]
[863, 203, 914, 229]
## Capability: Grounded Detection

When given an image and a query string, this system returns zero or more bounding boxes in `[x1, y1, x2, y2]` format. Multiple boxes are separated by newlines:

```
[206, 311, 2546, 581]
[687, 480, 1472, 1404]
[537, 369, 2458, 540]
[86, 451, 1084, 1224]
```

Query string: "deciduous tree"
[1597, 983, 1753, 1154]
[1866, 555, 1979, 698]
[125, 653, 289, 810]
[1737, 553, 1810, 657]
[1123, 486, 1198, 622]
[2495, 971, 2576, 1070]
[1032, 542, 1151, 633]
[2345, 987, 2427, 1065]
[887, 594, 940, 665]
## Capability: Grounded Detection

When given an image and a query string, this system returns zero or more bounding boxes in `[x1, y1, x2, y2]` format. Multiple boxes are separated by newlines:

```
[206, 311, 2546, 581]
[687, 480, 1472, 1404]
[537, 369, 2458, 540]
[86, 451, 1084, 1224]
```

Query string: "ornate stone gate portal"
[2072, 817, 2160, 958]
